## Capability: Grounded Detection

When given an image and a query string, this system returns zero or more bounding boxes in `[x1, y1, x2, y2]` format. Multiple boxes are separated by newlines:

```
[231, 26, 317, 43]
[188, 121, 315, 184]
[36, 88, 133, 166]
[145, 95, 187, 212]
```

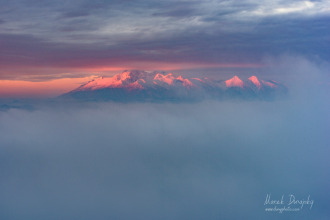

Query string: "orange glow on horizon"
[0, 77, 96, 98]
[0, 62, 263, 98]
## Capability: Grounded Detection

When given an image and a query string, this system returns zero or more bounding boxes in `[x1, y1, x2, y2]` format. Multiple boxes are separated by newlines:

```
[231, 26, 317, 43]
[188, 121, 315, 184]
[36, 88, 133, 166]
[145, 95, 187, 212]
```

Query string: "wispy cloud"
[0, 0, 329, 81]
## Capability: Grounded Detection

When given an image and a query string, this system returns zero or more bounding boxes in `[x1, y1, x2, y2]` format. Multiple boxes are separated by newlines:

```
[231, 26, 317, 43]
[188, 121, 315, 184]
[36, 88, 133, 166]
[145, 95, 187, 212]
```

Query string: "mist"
[0, 56, 329, 219]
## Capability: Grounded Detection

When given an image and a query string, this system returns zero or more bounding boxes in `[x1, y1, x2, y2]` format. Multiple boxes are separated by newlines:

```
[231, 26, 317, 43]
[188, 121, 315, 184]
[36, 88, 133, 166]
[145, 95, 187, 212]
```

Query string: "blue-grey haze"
[0, 57, 329, 219]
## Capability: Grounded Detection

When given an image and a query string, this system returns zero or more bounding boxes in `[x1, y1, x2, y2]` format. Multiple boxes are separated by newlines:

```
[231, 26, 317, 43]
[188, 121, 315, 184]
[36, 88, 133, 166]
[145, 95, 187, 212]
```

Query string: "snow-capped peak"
[63, 71, 287, 102]
[154, 73, 175, 85]
[153, 73, 194, 88]
[225, 76, 244, 88]
[75, 71, 199, 91]
[71, 71, 284, 94]
[75, 71, 145, 91]
[248, 76, 261, 89]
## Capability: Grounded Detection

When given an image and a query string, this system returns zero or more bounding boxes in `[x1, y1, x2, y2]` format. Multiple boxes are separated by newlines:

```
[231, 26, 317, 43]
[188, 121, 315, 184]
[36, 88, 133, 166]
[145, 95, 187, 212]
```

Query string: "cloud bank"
[0, 0, 329, 80]
[0, 57, 329, 219]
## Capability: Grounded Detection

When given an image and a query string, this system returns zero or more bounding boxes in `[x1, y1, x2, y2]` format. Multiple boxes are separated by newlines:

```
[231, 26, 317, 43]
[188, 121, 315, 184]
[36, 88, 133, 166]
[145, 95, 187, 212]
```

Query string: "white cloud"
[249, 0, 329, 17]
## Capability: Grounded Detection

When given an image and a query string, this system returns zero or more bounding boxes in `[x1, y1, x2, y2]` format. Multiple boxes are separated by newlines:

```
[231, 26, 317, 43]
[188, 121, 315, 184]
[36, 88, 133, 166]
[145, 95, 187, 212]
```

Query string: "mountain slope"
[61, 71, 287, 102]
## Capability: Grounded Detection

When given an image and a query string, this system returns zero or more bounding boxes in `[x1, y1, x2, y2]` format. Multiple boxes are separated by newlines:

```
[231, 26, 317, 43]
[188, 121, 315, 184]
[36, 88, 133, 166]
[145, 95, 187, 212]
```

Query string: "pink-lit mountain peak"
[76, 71, 197, 91]
[74, 71, 282, 94]
[78, 76, 122, 91]
[116, 70, 146, 82]
[248, 76, 261, 89]
[77, 71, 142, 91]
[153, 72, 194, 87]
[64, 71, 288, 101]
[177, 75, 185, 81]
[154, 73, 175, 85]
[225, 75, 244, 88]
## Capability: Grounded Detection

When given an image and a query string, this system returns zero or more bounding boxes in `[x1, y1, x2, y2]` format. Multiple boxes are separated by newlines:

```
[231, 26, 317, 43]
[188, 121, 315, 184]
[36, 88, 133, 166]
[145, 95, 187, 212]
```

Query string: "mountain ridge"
[61, 71, 288, 102]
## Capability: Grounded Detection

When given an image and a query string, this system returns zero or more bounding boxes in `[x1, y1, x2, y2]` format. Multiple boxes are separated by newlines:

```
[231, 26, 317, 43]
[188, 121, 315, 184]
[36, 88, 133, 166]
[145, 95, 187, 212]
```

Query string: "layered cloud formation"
[0, 0, 329, 80]
[0, 83, 329, 219]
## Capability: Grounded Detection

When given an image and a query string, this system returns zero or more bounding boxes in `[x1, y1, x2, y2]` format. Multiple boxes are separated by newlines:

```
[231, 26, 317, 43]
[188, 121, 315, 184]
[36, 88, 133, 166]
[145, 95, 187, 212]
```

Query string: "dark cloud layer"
[0, 0, 329, 80]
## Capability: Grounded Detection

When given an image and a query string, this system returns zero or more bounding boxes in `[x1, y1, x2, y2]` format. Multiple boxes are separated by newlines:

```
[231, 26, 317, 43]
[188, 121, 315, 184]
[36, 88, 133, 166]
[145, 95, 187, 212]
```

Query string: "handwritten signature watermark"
[264, 194, 314, 213]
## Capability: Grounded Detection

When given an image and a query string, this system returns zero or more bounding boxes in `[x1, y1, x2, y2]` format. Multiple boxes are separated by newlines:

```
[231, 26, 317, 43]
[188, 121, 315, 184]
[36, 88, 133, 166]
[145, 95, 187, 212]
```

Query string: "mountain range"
[61, 71, 288, 102]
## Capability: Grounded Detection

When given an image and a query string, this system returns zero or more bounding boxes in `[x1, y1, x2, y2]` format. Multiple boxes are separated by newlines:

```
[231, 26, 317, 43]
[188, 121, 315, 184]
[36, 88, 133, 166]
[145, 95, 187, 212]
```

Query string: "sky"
[0, 1, 329, 219]
[0, 0, 329, 97]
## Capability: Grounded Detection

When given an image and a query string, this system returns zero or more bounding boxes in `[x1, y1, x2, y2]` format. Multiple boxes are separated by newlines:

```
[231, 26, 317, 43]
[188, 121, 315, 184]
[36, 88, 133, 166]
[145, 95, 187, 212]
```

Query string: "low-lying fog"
[0, 56, 329, 219]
